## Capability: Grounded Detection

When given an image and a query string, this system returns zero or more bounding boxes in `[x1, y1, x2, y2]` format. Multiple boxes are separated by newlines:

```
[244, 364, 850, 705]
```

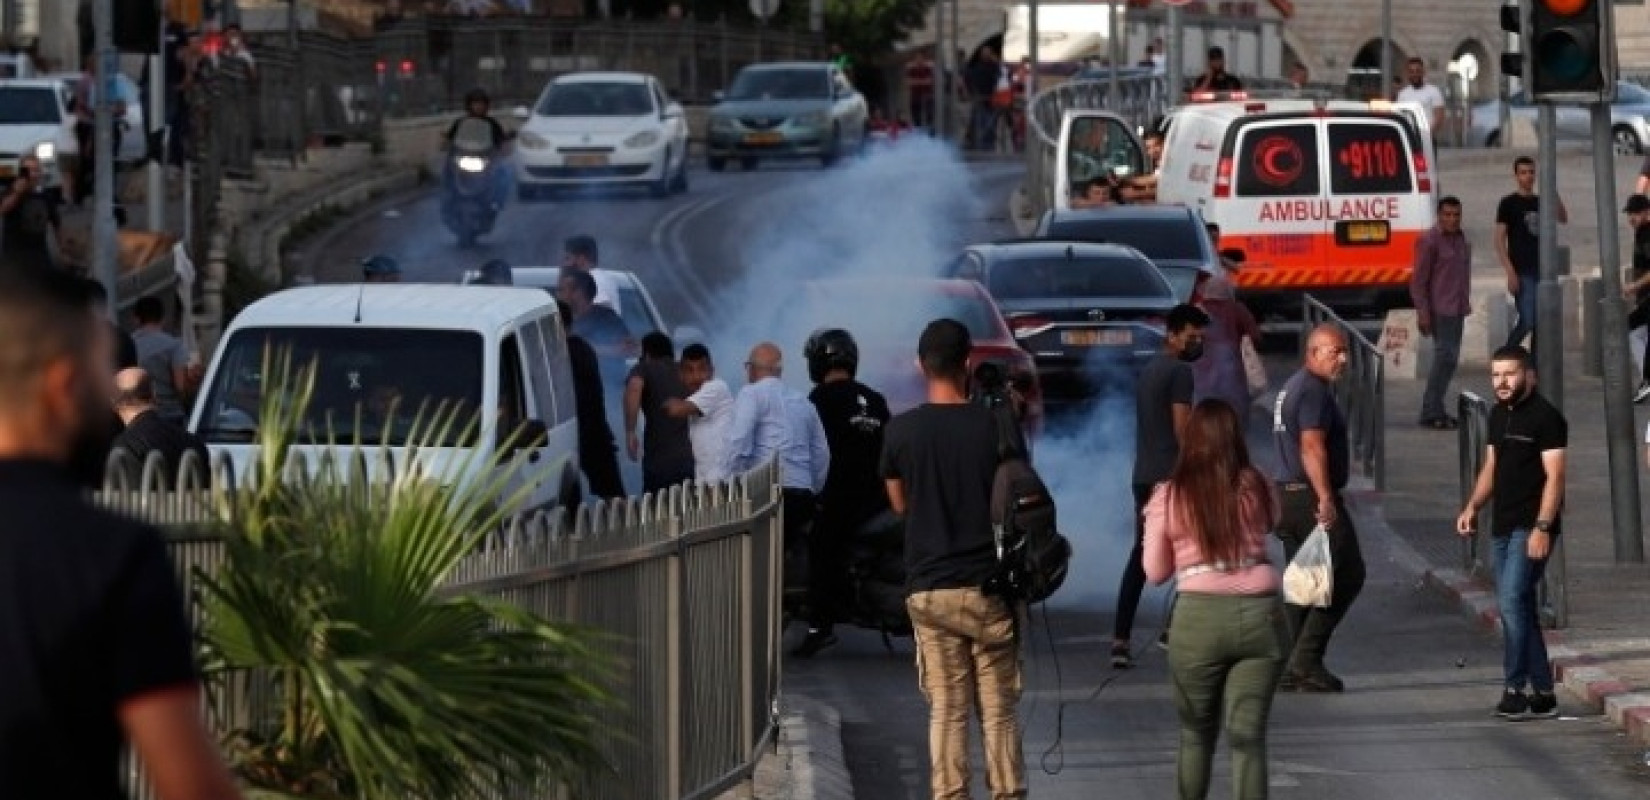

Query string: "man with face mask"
[0, 266, 244, 799]
[1272, 324, 1366, 692]
[1112, 303, 1208, 670]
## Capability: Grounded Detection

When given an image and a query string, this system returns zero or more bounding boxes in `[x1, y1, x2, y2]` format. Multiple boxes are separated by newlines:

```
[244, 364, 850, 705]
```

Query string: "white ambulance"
[1154, 92, 1439, 317]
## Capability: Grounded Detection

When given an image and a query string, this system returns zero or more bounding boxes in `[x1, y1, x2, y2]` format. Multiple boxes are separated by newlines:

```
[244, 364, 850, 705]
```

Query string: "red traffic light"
[375, 60, 387, 74]
[399, 60, 415, 75]
[1540, 0, 1588, 15]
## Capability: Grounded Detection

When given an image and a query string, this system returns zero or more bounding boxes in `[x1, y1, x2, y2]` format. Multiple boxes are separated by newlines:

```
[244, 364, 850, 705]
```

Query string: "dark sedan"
[1033, 205, 1218, 303]
[951, 241, 1176, 402]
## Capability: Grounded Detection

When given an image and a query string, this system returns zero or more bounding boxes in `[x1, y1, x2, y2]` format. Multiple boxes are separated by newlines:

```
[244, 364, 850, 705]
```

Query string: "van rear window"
[1327, 123, 1412, 194]
[1235, 124, 1319, 197]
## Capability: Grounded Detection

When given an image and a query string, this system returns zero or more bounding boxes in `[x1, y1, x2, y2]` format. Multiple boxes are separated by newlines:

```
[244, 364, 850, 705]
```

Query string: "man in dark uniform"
[0, 265, 243, 799]
[794, 328, 891, 658]
[1271, 323, 1366, 692]
[557, 300, 625, 500]
[623, 332, 695, 494]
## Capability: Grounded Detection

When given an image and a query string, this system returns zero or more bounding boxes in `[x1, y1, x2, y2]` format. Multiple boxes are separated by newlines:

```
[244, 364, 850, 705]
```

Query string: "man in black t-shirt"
[557, 300, 626, 500]
[1113, 303, 1207, 670]
[794, 328, 891, 658]
[0, 266, 242, 799]
[1495, 156, 1567, 363]
[880, 319, 1024, 798]
[1271, 323, 1366, 693]
[0, 156, 61, 271]
[1190, 46, 1244, 93]
[623, 331, 694, 494]
[557, 268, 633, 388]
[1457, 345, 1566, 720]
[1619, 194, 1650, 402]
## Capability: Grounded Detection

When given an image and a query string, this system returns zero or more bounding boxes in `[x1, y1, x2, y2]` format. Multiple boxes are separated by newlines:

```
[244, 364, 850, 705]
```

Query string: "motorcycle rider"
[443, 87, 512, 211]
[794, 328, 892, 658]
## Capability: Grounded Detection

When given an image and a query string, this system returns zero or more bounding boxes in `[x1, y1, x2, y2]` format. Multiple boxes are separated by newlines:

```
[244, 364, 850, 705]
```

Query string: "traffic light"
[114, 0, 163, 53]
[1499, 1, 1527, 88]
[1527, 0, 1617, 102]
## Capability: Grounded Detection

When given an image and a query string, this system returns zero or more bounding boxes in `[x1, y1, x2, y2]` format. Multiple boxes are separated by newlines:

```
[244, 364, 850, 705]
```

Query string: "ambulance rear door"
[1220, 117, 1327, 286]
[1321, 114, 1432, 287]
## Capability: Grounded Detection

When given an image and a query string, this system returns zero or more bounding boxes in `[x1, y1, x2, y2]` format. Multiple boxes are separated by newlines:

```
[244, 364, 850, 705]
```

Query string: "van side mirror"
[511, 105, 531, 121]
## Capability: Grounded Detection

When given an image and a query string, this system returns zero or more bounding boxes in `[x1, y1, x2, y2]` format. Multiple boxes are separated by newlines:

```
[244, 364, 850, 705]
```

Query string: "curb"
[290, 179, 435, 285]
[1349, 490, 1650, 746]
[240, 164, 427, 286]
[757, 696, 856, 800]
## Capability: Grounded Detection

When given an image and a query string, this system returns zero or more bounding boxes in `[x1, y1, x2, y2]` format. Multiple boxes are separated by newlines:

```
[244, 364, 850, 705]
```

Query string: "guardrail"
[1456, 391, 1567, 628]
[1301, 295, 1386, 491]
[104, 448, 783, 800]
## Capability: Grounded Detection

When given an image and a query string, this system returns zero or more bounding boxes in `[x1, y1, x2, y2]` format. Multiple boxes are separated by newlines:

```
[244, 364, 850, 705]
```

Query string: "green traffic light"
[1535, 29, 1593, 83]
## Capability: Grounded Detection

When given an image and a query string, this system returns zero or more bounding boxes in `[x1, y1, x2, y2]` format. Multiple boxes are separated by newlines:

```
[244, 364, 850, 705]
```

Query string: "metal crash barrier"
[1457, 391, 1567, 628]
[1300, 295, 1386, 492]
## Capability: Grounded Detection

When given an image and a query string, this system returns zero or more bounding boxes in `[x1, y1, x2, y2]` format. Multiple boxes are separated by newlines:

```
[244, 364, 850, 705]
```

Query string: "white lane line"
[661, 194, 732, 319]
[647, 195, 718, 322]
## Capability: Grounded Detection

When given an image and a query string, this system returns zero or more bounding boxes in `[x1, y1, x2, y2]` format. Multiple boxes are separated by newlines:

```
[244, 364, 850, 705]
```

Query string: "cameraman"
[972, 361, 1029, 457]
[1, 155, 63, 271]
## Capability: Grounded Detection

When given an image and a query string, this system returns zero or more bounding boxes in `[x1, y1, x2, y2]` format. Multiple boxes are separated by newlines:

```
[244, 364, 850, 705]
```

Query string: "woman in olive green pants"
[1144, 400, 1287, 799]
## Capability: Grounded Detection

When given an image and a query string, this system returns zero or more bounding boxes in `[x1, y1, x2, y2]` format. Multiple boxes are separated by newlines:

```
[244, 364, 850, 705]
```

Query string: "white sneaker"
[1634, 382, 1650, 404]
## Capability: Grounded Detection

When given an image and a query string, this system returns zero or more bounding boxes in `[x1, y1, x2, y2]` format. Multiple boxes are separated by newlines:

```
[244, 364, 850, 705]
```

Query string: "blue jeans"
[1420, 314, 1464, 422]
[1492, 529, 1553, 692]
[1505, 274, 1538, 356]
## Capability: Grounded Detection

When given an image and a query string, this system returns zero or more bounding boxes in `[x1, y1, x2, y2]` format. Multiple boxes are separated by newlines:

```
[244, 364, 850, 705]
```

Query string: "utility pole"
[1379, 0, 1392, 99]
[931, 1, 944, 139]
[91, 0, 117, 310]
[146, 12, 165, 233]
[1534, 103, 1562, 412]
[1166, 3, 1182, 101]
[1106, 0, 1119, 104]
[1027, 0, 1038, 98]
[1591, 101, 1646, 563]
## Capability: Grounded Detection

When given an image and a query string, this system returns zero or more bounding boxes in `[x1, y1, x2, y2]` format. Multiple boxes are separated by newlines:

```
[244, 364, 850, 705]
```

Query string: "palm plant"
[196, 350, 613, 799]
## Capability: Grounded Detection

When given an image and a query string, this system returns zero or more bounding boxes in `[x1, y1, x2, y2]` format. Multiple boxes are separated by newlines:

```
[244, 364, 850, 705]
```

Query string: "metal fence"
[1456, 391, 1567, 628]
[104, 449, 784, 800]
[1300, 295, 1386, 491]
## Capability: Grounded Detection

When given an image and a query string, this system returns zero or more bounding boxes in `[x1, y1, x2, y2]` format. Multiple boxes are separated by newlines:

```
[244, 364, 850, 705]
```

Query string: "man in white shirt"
[1395, 57, 1446, 134]
[663, 343, 735, 483]
[562, 234, 622, 311]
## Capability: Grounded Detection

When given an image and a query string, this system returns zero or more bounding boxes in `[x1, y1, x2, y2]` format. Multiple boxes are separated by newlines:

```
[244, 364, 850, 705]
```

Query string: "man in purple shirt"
[1411, 195, 1473, 429]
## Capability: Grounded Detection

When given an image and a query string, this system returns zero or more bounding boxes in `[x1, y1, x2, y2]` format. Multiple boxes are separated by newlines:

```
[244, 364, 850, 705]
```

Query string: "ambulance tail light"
[1213, 157, 1233, 198]
[1413, 152, 1433, 193]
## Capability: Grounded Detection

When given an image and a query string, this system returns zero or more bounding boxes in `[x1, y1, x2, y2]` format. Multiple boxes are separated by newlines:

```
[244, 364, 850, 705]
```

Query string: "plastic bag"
[1241, 335, 1268, 398]
[1282, 525, 1334, 608]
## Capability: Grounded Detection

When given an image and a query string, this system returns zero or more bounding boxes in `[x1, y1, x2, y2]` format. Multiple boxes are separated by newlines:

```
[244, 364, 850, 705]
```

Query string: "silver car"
[704, 61, 868, 171]
[1468, 81, 1650, 154]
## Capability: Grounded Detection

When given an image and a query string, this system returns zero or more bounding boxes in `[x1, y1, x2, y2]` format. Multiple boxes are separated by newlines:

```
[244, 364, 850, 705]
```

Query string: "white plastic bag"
[1241, 334, 1268, 398]
[1282, 525, 1334, 608]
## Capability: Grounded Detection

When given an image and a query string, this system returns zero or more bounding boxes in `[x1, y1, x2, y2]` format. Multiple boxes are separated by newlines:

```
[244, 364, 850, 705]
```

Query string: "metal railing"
[1456, 391, 1567, 628]
[1300, 295, 1386, 491]
[104, 448, 784, 800]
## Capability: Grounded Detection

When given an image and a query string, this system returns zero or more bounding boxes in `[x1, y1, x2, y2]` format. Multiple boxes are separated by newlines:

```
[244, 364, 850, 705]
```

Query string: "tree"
[819, 0, 936, 61]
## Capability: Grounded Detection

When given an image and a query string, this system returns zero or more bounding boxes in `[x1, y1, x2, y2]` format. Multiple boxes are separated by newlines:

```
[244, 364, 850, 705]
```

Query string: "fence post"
[665, 514, 683, 799]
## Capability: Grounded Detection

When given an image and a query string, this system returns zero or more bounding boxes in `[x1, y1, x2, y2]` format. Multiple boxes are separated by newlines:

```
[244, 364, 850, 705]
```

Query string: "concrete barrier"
[1379, 310, 1423, 381]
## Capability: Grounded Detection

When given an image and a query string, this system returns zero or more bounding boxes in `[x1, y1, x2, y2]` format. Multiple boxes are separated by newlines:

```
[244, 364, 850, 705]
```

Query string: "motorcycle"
[783, 509, 912, 652]
[441, 117, 503, 247]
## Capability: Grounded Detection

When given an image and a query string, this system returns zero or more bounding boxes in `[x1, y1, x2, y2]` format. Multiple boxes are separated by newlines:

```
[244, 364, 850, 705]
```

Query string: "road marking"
[646, 195, 718, 322]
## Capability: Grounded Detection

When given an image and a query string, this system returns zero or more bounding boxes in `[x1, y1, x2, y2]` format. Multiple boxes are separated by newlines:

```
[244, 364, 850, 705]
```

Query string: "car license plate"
[744, 131, 784, 145]
[1062, 329, 1132, 347]
[1337, 220, 1390, 245]
[565, 153, 609, 167]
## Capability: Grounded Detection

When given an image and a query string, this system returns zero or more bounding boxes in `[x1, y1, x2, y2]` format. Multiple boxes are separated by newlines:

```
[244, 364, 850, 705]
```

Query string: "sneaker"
[1496, 689, 1530, 718]
[1110, 641, 1133, 670]
[1155, 630, 1170, 651]
[790, 630, 838, 659]
[1292, 669, 1345, 693]
[1527, 690, 1559, 718]
[1635, 382, 1650, 404]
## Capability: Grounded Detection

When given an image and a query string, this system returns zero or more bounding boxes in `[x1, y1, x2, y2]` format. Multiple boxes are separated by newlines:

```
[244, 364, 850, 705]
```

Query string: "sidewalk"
[1378, 324, 1650, 745]
[56, 168, 187, 272]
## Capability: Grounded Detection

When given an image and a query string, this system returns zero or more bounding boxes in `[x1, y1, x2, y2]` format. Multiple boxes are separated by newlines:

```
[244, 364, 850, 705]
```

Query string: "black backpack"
[986, 406, 1072, 604]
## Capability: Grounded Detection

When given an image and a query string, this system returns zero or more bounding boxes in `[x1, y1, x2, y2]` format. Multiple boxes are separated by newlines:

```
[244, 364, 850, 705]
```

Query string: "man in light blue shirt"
[725, 342, 831, 618]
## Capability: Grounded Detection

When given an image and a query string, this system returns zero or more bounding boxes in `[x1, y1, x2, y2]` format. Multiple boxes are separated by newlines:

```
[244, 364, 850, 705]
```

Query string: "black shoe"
[790, 630, 838, 659]
[1155, 630, 1170, 651]
[1527, 690, 1559, 718]
[1294, 670, 1345, 693]
[1496, 689, 1530, 718]
[1110, 640, 1133, 670]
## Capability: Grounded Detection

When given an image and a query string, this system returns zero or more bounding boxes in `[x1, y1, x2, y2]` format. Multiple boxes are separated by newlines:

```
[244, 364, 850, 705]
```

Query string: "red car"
[792, 278, 1044, 436]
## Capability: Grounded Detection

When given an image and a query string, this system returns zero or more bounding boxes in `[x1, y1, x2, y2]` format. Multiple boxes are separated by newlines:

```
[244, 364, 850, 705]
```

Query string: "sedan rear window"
[197, 327, 485, 446]
[988, 255, 1171, 300]
[1042, 217, 1206, 262]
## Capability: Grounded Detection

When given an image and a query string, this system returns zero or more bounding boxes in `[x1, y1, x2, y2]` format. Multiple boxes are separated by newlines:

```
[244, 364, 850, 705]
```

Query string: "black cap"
[1626, 194, 1650, 214]
[1208, 46, 1225, 59]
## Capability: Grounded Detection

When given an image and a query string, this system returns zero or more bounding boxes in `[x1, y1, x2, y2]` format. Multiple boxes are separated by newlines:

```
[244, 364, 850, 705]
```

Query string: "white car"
[0, 79, 77, 191]
[511, 72, 690, 199]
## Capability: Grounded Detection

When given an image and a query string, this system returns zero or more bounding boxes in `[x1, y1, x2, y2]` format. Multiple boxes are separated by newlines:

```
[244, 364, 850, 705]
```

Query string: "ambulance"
[1154, 92, 1439, 317]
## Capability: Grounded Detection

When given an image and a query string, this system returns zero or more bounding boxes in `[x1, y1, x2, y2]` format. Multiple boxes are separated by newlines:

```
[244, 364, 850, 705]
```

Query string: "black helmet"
[465, 87, 490, 106]
[804, 328, 859, 384]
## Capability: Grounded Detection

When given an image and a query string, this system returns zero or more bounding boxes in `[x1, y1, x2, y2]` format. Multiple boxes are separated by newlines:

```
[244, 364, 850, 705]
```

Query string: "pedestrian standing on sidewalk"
[1145, 399, 1285, 800]
[1272, 324, 1366, 692]
[1617, 194, 1650, 403]
[1495, 156, 1567, 365]
[881, 318, 1026, 800]
[1456, 344, 1565, 720]
[0, 266, 244, 799]
[1115, 304, 1209, 669]
[1411, 195, 1473, 428]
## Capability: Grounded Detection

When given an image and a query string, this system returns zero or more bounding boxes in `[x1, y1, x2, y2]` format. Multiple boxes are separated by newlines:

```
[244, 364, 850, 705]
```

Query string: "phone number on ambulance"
[1258, 197, 1401, 223]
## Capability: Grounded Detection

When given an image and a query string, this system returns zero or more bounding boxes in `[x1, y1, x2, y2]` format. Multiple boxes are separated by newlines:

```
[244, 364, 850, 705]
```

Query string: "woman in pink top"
[1144, 399, 1285, 800]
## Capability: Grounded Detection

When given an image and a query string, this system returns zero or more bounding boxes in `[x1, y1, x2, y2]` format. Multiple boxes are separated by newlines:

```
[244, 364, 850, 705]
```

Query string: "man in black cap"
[1619, 194, 1650, 402]
[1191, 46, 1244, 93]
[361, 254, 402, 283]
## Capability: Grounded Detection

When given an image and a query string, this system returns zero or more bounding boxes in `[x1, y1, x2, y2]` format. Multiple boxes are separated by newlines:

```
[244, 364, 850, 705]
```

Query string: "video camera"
[971, 361, 1013, 412]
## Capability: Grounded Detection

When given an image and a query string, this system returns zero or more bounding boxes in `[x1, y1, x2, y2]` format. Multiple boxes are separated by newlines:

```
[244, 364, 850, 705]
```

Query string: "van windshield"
[1327, 122, 1413, 193]
[196, 327, 486, 446]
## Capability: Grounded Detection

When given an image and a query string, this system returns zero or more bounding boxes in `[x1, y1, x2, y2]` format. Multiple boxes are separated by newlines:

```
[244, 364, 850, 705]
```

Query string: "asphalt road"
[303, 147, 1650, 798]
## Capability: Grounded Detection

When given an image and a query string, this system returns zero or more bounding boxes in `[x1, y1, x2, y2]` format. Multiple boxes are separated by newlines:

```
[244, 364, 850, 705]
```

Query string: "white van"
[189, 285, 584, 510]
[1155, 93, 1439, 315]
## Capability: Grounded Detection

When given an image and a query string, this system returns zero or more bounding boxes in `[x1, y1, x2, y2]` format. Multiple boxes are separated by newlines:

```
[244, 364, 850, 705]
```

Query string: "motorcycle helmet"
[804, 328, 859, 384]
